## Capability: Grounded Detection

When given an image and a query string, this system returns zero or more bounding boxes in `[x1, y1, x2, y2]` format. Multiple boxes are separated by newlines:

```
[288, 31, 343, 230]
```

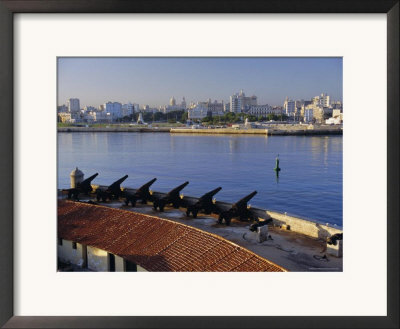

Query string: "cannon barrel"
[107, 175, 129, 190]
[233, 191, 257, 207]
[137, 178, 157, 191]
[78, 172, 99, 187]
[166, 181, 189, 196]
[199, 187, 222, 200]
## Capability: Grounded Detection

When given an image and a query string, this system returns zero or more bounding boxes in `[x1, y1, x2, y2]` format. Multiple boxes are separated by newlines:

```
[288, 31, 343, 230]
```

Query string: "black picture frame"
[0, 1, 398, 328]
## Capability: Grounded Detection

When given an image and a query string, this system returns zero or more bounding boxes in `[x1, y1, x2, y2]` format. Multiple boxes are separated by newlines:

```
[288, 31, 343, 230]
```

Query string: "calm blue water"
[57, 132, 342, 226]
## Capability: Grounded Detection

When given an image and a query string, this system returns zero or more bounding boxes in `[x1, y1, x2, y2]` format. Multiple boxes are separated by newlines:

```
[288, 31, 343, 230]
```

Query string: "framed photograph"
[1, 1, 398, 328]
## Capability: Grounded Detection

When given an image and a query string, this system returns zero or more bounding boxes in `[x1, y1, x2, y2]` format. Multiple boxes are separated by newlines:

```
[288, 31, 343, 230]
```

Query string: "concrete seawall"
[266, 129, 342, 136]
[171, 127, 342, 136]
[266, 210, 342, 239]
[170, 128, 268, 134]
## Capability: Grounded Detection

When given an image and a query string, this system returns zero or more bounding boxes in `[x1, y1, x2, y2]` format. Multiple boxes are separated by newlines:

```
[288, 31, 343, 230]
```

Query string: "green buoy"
[274, 155, 281, 172]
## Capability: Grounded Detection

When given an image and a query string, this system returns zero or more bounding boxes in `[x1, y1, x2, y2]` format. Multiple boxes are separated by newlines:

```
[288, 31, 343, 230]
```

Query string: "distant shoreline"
[57, 126, 342, 136]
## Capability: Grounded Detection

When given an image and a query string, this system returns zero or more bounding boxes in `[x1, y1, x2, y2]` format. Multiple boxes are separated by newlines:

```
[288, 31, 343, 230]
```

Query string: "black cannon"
[152, 181, 189, 212]
[96, 175, 128, 202]
[186, 187, 222, 218]
[327, 233, 343, 245]
[124, 178, 157, 207]
[217, 191, 258, 225]
[66, 173, 99, 200]
[249, 218, 273, 232]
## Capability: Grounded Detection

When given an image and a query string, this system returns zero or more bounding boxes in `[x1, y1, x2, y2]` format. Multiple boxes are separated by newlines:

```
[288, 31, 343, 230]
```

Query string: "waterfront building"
[187, 104, 209, 120]
[271, 106, 284, 114]
[58, 112, 72, 123]
[104, 101, 122, 119]
[57, 104, 68, 113]
[320, 93, 330, 107]
[160, 96, 186, 113]
[82, 111, 95, 123]
[331, 100, 342, 110]
[325, 116, 342, 125]
[161, 104, 184, 113]
[312, 93, 331, 107]
[332, 109, 342, 118]
[283, 97, 295, 115]
[230, 94, 241, 113]
[295, 100, 305, 113]
[230, 90, 257, 113]
[247, 104, 273, 116]
[304, 108, 313, 123]
[304, 103, 325, 123]
[87, 110, 111, 123]
[67, 98, 80, 112]
[196, 99, 225, 116]
[328, 109, 343, 124]
[84, 106, 97, 112]
[122, 103, 134, 117]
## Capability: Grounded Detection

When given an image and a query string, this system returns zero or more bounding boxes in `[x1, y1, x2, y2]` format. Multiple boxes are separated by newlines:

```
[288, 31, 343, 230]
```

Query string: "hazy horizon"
[57, 57, 342, 108]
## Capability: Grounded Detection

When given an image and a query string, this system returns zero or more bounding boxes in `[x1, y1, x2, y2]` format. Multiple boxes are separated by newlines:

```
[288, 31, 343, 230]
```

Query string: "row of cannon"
[64, 173, 265, 226]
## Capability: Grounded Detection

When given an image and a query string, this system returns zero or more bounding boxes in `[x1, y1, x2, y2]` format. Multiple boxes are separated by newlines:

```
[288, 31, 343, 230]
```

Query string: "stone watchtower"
[70, 167, 84, 188]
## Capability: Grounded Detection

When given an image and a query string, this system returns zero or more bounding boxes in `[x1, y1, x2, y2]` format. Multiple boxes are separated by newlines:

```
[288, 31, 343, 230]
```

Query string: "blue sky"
[57, 57, 342, 108]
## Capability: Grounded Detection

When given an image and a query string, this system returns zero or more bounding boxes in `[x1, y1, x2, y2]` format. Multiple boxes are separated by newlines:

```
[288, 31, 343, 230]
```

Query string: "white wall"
[57, 239, 86, 267]
[87, 246, 109, 271]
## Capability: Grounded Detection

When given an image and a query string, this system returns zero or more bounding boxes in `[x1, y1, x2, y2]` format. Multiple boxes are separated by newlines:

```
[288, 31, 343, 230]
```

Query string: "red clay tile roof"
[58, 200, 286, 272]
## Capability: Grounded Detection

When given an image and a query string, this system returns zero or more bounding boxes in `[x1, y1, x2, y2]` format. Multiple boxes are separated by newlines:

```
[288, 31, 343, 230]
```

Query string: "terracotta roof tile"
[58, 200, 286, 272]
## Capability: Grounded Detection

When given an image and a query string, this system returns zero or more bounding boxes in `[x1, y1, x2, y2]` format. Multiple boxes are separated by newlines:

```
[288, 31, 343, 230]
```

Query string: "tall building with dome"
[161, 96, 186, 113]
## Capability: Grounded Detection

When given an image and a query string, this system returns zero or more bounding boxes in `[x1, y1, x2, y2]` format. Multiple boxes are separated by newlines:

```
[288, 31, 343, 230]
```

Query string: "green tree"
[181, 111, 188, 122]
[201, 116, 212, 123]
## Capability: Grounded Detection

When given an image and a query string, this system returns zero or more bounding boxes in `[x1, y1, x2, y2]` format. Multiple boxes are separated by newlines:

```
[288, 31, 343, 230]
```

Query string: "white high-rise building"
[230, 90, 257, 113]
[320, 93, 330, 107]
[313, 93, 331, 107]
[283, 97, 295, 115]
[230, 95, 242, 113]
[68, 98, 80, 112]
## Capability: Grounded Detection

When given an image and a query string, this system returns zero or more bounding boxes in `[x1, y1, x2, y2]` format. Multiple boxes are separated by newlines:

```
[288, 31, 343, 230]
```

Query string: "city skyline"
[58, 57, 342, 108]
